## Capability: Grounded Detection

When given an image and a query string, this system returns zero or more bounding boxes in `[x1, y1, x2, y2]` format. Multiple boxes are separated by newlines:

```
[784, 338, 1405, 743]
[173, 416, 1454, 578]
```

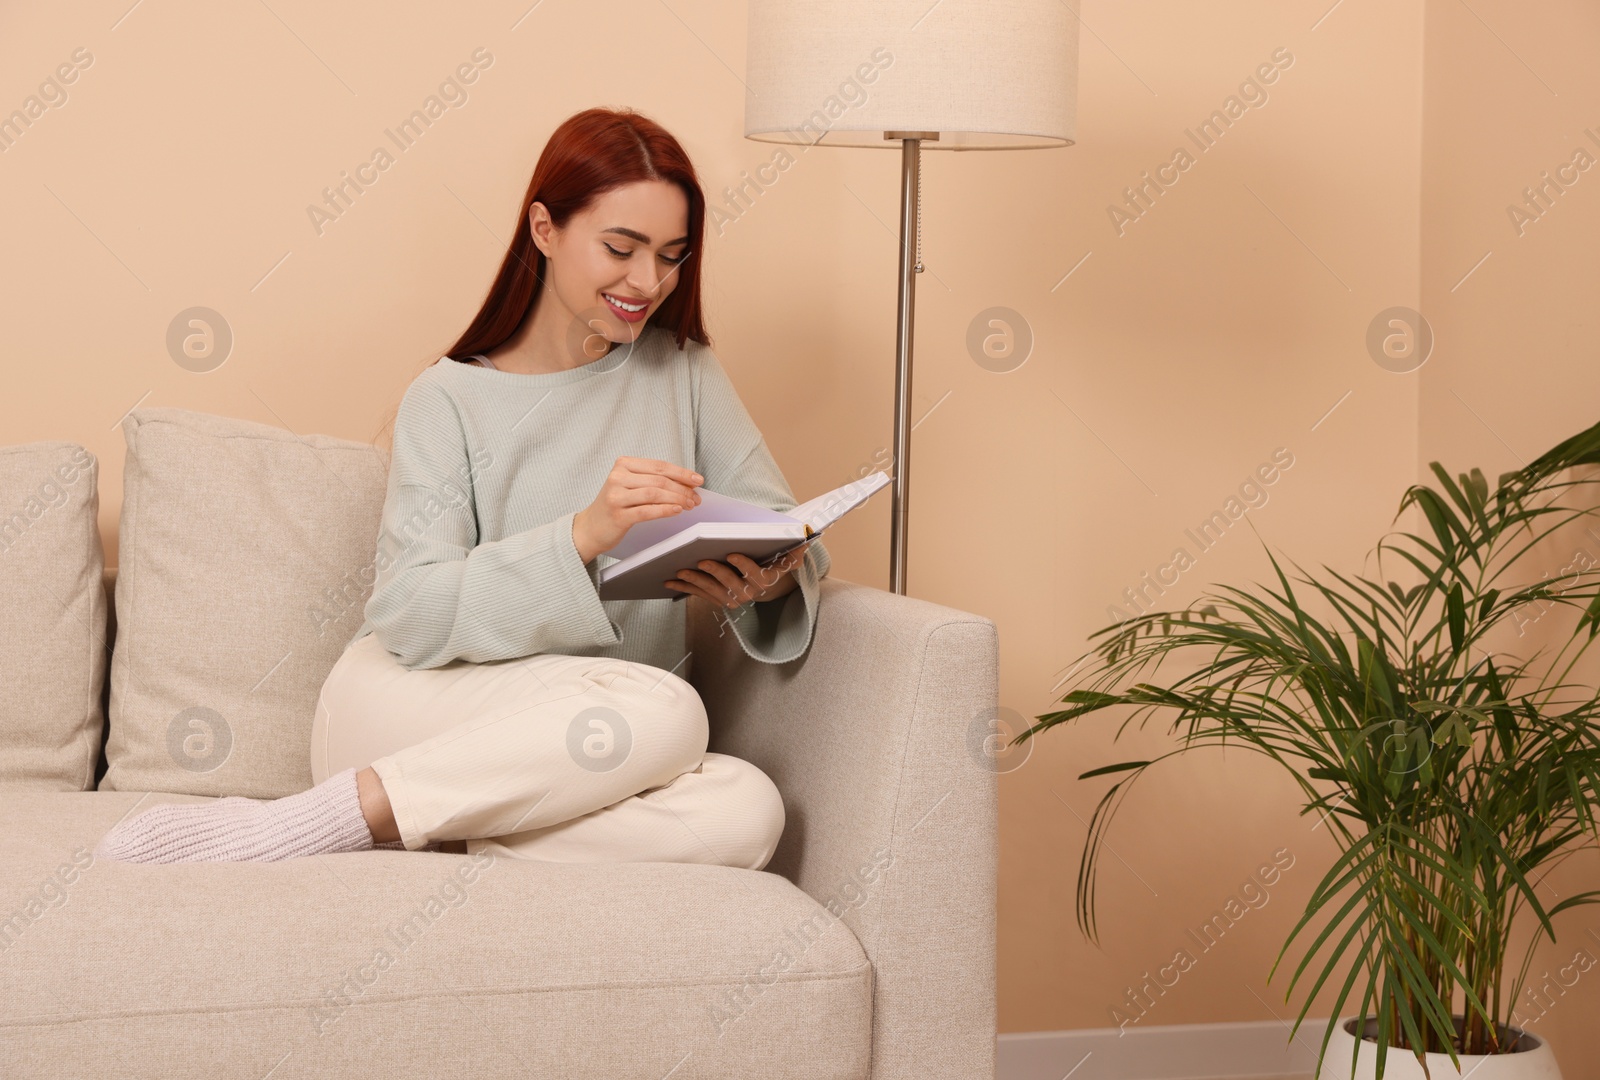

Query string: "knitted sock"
[222, 798, 415, 850]
[93, 768, 375, 864]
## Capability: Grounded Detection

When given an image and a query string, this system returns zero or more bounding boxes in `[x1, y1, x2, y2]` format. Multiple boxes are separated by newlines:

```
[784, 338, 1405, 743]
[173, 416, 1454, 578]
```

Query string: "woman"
[93, 107, 829, 866]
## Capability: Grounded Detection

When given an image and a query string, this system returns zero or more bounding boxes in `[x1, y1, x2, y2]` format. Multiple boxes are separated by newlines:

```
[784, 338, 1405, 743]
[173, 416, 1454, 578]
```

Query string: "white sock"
[221, 796, 417, 851]
[94, 768, 375, 864]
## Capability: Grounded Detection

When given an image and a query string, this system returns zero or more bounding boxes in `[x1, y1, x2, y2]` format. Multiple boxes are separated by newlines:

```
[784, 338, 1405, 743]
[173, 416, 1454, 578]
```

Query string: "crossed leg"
[314, 635, 785, 871]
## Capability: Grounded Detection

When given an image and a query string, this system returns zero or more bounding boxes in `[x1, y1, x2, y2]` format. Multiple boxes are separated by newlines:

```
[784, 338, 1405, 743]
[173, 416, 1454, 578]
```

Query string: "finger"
[663, 579, 699, 601]
[717, 559, 765, 600]
[623, 458, 703, 496]
[729, 553, 784, 589]
[612, 482, 700, 511]
[678, 566, 745, 608]
[623, 476, 702, 508]
[685, 578, 740, 609]
[686, 563, 752, 604]
[768, 541, 811, 573]
[663, 579, 721, 606]
[616, 469, 699, 496]
[752, 539, 808, 571]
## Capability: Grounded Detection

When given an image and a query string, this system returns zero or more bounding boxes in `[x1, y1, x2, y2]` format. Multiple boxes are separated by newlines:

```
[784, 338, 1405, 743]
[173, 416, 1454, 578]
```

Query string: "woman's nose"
[631, 270, 666, 298]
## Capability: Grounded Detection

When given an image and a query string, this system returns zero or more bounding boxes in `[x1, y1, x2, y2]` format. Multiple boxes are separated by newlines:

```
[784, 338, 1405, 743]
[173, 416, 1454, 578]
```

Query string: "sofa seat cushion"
[0, 791, 873, 1080]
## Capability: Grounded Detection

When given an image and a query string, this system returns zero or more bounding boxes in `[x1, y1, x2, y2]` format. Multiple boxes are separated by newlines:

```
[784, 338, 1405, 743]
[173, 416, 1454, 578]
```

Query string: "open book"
[595, 470, 891, 601]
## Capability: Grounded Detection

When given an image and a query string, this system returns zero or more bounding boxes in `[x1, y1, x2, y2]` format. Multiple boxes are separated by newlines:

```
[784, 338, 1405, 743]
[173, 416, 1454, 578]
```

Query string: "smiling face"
[529, 180, 691, 351]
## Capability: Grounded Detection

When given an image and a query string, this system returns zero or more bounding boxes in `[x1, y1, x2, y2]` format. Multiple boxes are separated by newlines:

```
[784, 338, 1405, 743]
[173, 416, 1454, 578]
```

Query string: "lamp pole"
[887, 130, 936, 596]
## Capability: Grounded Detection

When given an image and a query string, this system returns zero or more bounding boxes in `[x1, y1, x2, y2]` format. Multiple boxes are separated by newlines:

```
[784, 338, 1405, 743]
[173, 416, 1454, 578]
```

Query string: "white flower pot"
[1316, 1017, 1562, 1080]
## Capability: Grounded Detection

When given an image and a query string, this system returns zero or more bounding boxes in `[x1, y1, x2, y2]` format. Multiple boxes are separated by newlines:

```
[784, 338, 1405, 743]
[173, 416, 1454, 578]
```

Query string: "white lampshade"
[744, 0, 1079, 151]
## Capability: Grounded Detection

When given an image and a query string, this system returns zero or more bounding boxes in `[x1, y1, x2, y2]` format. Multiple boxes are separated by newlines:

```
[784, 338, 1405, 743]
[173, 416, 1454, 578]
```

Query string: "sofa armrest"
[687, 576, 999, 1080]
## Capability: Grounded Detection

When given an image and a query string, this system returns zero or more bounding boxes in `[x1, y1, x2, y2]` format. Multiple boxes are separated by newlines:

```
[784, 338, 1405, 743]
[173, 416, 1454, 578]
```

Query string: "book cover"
[595, 470, 890, 601]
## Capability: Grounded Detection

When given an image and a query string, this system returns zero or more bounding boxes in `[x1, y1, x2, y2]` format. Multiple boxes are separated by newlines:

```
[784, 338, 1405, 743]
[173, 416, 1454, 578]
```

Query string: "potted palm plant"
[1021, 422, 1600, 1080]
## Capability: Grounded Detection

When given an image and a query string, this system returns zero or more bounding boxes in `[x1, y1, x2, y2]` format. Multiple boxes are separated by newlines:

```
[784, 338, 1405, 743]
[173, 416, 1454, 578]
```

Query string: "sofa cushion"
[100, 407, 388, 799]
[0, 790, 873, 1079]
[0, 442, 107, 791]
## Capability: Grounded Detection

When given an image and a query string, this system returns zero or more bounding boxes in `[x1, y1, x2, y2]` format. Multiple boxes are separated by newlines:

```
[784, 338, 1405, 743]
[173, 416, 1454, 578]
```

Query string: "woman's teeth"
[604, 294, 646, 313]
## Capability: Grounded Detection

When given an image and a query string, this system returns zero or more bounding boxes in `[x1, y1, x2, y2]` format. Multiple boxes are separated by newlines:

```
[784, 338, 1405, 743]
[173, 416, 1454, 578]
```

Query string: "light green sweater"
[346, 325, 829, 676]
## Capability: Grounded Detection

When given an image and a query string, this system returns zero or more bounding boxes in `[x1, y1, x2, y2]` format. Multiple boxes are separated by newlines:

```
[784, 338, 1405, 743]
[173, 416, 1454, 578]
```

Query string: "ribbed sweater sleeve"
[362, 374, 621, 670]
[691, 344, 830, 664]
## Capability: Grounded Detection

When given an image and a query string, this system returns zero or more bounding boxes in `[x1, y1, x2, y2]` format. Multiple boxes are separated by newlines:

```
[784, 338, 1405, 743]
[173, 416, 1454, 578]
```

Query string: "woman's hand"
[663, 537, 816, 610]
[573, 456, 703, 564]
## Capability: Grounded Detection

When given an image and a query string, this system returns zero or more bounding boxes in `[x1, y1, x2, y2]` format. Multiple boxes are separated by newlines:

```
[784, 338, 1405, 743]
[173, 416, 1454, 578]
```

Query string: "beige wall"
[1419, 0, 1600, 1069]
[2, 0, 1595, 1071]
[988, 0, 1429, 1049]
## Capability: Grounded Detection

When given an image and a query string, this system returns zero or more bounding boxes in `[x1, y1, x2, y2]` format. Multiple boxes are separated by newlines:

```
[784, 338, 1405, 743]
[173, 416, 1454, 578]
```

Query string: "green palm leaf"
[1031, 418, 1600, 1077]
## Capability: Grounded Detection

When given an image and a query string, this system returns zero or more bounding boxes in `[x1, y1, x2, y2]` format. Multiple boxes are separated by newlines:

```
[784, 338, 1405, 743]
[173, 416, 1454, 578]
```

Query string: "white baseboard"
[999, 1018, 1331, 1080]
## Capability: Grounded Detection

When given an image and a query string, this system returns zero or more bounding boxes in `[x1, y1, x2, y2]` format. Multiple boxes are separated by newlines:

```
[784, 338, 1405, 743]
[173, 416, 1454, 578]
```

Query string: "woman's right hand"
[573, 456, 703, 564]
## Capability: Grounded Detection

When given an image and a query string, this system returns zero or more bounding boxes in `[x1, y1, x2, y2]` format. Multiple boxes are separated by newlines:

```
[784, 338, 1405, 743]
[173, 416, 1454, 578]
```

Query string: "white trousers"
[310, 633, 785, 869]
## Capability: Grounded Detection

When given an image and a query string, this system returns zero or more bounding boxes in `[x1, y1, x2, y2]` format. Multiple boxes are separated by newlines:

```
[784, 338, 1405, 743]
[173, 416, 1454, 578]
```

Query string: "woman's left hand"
[663, 538, 814, 610]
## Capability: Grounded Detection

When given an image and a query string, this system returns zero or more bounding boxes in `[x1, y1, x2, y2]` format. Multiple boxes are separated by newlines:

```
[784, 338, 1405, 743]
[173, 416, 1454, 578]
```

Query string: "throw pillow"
[100, 407, 388, 798]
[0, 441, 108, 791]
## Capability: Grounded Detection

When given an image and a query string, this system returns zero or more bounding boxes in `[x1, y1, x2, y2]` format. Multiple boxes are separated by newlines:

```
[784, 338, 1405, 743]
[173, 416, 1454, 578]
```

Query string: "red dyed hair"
[446, 106, 711, 360]
[370, 107, 711, 450]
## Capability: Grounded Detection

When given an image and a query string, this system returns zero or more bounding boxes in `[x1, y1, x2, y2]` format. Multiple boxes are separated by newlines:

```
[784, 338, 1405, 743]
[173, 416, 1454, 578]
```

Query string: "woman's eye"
[604, 242, 688, 265]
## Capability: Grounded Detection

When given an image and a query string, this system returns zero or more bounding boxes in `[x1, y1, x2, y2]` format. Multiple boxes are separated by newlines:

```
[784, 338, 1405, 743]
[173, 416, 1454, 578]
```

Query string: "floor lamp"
[743, 1, 1079, 595]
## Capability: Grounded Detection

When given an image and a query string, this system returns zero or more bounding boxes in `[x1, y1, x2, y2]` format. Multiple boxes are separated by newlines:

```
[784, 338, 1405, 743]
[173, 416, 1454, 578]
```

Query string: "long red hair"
[372, 107, 711, 448]
[446, 106, 711, 359]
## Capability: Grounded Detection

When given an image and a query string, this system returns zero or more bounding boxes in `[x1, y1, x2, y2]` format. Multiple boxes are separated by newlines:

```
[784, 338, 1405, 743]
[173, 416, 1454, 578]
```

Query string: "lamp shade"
[744, 0, 1079, 151]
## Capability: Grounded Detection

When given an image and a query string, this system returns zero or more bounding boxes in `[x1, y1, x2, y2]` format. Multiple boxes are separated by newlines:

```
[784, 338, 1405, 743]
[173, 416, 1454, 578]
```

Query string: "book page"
[788, 471, 892, 530]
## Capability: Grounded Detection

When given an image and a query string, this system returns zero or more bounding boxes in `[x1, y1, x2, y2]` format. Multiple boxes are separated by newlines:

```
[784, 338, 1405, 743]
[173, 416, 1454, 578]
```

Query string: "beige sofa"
[0, 410, 999, 1079]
